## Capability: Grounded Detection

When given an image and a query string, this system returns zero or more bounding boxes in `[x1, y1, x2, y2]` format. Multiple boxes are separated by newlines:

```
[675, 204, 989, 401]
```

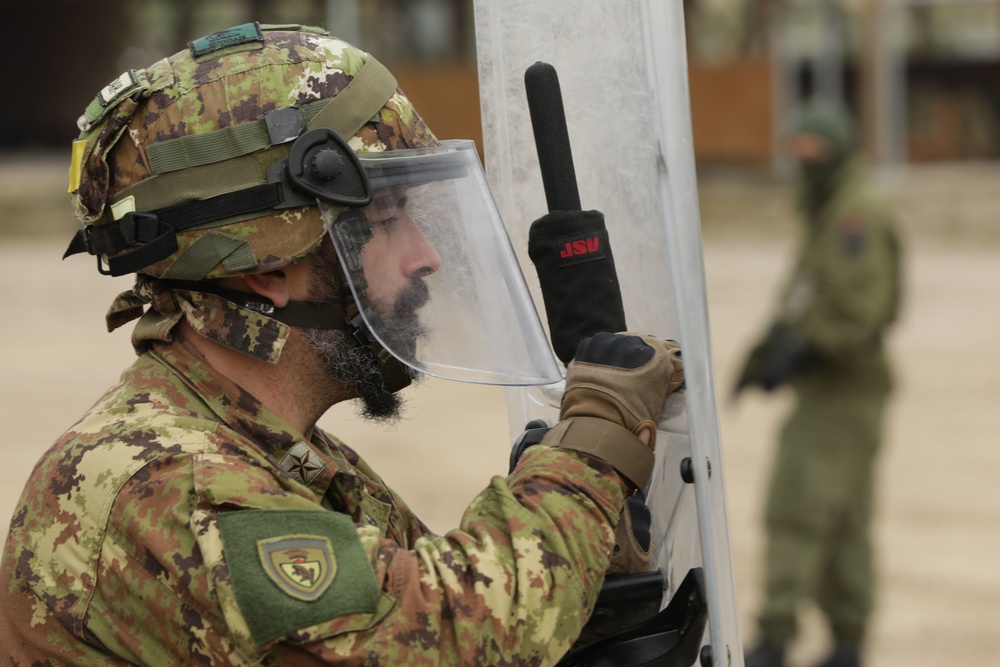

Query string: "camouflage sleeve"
[2, 430, 623, 665]
[779, 207, 901, 359]
[196, 444, 626, 665]
[342, 442, 436, 545]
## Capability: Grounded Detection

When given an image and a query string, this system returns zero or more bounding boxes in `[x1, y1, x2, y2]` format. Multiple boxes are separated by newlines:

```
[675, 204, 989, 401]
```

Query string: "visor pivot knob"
[311, 149, 344, 180]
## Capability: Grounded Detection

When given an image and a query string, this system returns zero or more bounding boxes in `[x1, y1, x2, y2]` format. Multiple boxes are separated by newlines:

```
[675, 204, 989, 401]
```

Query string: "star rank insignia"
[279, 441, 327, 485]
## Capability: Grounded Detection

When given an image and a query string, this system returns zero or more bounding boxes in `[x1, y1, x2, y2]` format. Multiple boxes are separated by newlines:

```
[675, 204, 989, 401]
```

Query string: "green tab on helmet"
[188, 22, 263, 58]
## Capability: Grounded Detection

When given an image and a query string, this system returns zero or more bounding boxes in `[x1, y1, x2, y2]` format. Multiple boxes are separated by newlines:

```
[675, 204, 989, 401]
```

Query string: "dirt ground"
[1, 157, 997, 666]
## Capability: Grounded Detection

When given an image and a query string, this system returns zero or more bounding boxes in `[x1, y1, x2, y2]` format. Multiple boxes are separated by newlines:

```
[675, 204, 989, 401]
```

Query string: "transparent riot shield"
[475, 1, 744, 665]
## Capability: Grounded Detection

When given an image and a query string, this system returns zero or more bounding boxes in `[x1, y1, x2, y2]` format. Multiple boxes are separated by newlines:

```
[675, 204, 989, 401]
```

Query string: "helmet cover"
[70, 23, 437, 280]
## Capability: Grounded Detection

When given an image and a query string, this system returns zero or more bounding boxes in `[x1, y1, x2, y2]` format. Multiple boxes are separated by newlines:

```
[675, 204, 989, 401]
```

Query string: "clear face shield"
[318, 140, 562, 386]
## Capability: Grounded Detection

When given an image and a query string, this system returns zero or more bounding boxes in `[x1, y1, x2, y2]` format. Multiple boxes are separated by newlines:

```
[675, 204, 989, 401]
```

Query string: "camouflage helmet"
[792, 98, 855, 162]
[65, 23, 437, 280]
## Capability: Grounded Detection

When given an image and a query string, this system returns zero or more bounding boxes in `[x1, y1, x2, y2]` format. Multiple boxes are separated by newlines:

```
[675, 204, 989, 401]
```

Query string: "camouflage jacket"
[0, 337, 625, 665]
[778, 159, 903, 368]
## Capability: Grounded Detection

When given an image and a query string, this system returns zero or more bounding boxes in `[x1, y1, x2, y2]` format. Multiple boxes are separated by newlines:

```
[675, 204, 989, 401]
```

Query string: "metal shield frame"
[474, 1, 744, 664]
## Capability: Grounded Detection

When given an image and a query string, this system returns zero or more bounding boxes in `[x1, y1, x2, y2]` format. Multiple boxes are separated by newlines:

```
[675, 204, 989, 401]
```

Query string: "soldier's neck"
[176, 321, 349, 437]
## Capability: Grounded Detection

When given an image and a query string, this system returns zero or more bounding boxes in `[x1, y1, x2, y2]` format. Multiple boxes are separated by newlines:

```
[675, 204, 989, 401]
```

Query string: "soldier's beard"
[304, 327, 409, 423]
[303, 249, 422, 424]
[371, 280, 431, 358]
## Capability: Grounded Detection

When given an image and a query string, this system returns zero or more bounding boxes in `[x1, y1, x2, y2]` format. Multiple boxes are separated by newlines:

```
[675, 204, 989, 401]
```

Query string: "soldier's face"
[790, 132, 833, 165]
[359, 194, 441, 330]
[303, 241, 412, 423]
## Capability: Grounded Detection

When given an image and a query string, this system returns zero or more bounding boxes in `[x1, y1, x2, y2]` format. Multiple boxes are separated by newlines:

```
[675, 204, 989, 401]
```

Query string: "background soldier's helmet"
[793, 99, 855, 163]
[66, 23, 437, 281]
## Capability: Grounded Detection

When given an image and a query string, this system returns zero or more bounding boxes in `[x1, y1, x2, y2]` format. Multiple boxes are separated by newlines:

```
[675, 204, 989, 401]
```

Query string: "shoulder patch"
[839, 212, 867, 258]
[218, 510, 380, 647]
[258, 536, 336, 601]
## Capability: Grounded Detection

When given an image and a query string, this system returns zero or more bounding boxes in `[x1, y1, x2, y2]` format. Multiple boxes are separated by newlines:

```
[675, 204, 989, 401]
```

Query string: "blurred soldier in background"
[0, 24, 684, 665]
[735, 99, 903, 667]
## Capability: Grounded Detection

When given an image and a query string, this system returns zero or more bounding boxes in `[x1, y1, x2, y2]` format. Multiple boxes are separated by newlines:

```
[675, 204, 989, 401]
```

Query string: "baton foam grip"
[525, 62, 581, 212]
[528, 210, 628, 364]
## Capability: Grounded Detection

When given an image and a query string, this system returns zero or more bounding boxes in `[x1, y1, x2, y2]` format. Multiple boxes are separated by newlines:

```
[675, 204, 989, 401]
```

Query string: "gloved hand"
[734, 324, 809, 396]
[561, 332, 684, 448]
[542, 332, 684, 491]
[607, 493, 654, 575]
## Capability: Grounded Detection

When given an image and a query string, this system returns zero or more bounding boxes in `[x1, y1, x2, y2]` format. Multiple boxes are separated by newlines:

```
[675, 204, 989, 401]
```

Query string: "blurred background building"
[2, 0, 480, 154]
[4, 0, 1000, 169]
[687, 0, 1000, 167]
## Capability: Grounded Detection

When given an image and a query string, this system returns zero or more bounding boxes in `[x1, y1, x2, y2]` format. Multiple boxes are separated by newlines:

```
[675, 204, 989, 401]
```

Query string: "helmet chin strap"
[161, 278, 413, 394]
[343, 302, 415, 395]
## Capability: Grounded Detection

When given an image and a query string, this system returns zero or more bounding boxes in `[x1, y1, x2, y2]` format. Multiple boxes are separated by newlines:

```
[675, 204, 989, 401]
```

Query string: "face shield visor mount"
[272, 127, 374, 209]
[319, 140, 562, 387]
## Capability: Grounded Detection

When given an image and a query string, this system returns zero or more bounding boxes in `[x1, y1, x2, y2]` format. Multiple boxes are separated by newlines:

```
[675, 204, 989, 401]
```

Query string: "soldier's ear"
[242, 271, 291, 308]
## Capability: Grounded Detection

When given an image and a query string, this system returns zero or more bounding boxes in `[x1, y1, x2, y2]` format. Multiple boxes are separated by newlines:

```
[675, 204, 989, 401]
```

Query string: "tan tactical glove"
[606, 493, 654, 575]
[542, 332, 684, 491]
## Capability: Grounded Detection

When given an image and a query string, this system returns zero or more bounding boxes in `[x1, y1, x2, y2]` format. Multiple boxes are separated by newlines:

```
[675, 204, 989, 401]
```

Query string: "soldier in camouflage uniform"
[0, 25, 684, 665]
[736, 100, 903, 667]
